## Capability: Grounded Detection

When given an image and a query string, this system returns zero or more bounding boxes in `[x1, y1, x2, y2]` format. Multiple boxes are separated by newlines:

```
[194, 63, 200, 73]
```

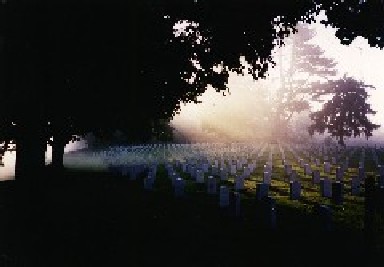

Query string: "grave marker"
[351, 176, 360, 195]
[174, 177, 185, 198]
[290, 181, 301, 200]
[207, 176, 217, 195]
[263, 171, 271, 184]
[312, 170, 320, 184]
[320, 178, 332, 198]
[219, 186, 230, 208]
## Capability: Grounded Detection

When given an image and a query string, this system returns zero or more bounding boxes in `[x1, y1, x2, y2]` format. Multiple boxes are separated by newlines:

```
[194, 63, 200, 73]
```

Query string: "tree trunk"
[15, 124, 46, 184]
[52, 134, 67, 171]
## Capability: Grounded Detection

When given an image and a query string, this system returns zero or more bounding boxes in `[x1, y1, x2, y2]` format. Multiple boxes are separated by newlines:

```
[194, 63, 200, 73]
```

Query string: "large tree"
[308, 76, 380, 146]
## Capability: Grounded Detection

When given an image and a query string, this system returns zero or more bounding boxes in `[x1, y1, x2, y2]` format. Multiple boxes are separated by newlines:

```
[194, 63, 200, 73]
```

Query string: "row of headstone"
[120, 143, 375, 210]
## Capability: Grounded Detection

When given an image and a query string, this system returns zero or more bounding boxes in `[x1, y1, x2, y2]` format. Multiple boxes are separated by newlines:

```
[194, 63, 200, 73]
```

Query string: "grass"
[1, 143, 384, 266]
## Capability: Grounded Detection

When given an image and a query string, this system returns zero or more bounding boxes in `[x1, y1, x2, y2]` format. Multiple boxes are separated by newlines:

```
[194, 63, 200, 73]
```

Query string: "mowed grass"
[140, 144, 384, 252]
[2, 143, 379, 266]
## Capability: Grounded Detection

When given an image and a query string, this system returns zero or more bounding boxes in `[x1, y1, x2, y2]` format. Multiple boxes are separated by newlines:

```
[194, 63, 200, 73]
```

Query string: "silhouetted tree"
[308, 76, 380, 146]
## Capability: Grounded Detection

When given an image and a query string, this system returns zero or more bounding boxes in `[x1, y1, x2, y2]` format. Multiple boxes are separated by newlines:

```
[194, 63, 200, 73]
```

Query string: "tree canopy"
[1, 0, 384, 180]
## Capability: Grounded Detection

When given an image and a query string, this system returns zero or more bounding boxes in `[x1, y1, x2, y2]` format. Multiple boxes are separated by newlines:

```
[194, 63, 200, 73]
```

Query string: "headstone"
[304, 164, 311, 176]
[359, 161, 364, 169]
[182, 163, 187, 173]
[320, 178, 332, 198]
[202, 163, 209, 173]
[324, 162, 331, 174]
[263, 171, 271, 184]
[243, 166, 251, 178]
[379, 165, 384, 178]
[335, 167, 343, 182]
[196, 169, 205, 184]
[351, 176, 360, 195]
[378, 174, 384, 188]
[171, 172, 178, 186]
[219, 186, 230, 208]
[230, 164, 237, 175]
[207, 176, 217, 195]
[264, 164, 271, 173]
[290, 180, 301, 200]
[174, 177, 185, 198]
[256, 183, 269, 201]
[358, 167, 365, 181]
[212, 166, 219, 176]
[331, 157, 336, 165]
[220, 168, 228, 181]
[284, 164, 292, 175]
[312, 170, 320, 185]
[235, 175, 245, 191]
[315, 158, 320, 167]
[332, 181, 343, 205]
[299, 158, 304, 168]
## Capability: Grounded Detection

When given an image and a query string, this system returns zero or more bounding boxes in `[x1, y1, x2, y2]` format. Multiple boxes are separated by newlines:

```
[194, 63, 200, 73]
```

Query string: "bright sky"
[171, 13, 384, 141]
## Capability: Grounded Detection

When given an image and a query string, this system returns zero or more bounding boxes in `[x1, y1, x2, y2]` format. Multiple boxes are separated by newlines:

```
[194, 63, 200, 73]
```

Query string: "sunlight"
[171, 13, 384, 143]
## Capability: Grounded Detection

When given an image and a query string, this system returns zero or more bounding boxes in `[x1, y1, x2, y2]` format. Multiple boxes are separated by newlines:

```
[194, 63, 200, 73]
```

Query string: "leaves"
[308, 76, 380, 145]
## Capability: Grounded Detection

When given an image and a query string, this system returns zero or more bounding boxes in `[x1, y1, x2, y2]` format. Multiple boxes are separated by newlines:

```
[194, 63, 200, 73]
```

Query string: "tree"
[2, 0, 384, 182]
[0, 0, 317, 181]
[308, 76, 380, 146]
[267, 23, 337, 141]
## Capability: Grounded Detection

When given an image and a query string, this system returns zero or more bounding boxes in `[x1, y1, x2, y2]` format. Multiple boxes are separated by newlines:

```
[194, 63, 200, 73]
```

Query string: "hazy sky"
[171, 14, 384, 140]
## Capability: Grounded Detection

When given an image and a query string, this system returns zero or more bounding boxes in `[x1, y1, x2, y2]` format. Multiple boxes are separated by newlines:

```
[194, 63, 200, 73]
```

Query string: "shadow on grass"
[0, 165, 379, 267]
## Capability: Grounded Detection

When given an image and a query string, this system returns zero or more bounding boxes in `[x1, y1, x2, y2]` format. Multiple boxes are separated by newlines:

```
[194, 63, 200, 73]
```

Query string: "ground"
[0, 164, 380, 267]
